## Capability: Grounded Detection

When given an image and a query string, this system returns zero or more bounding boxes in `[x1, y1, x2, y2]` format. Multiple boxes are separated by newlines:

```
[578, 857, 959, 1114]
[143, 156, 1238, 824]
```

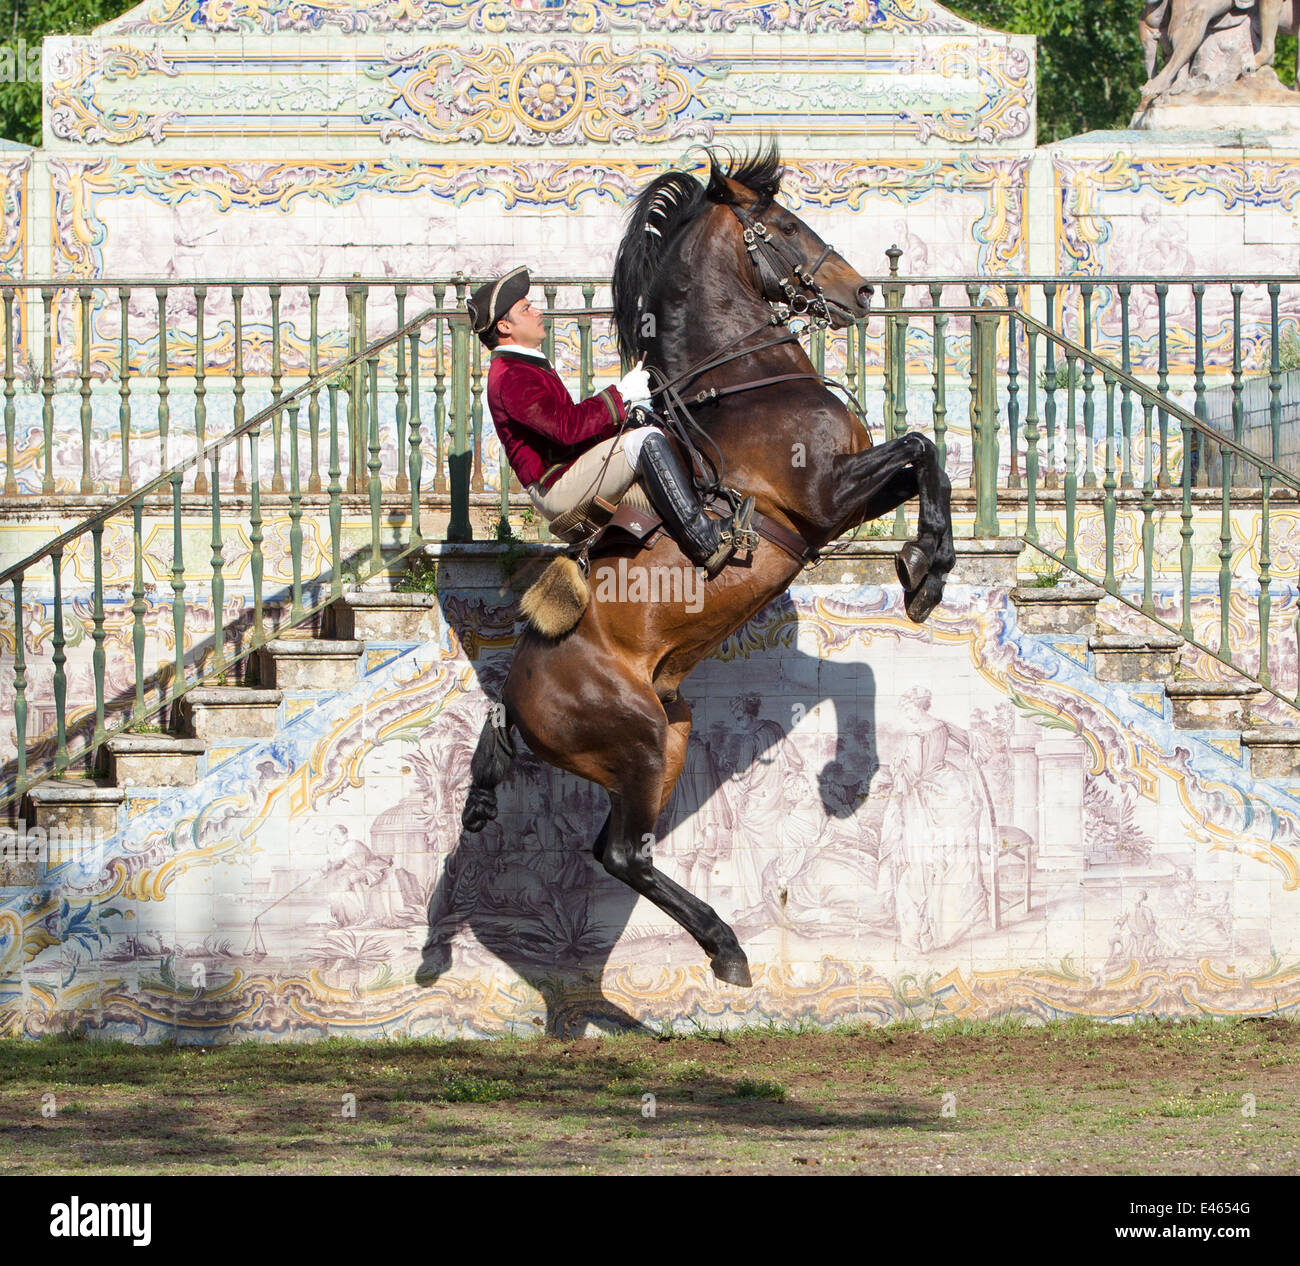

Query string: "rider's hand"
[616, 361, 651, 409]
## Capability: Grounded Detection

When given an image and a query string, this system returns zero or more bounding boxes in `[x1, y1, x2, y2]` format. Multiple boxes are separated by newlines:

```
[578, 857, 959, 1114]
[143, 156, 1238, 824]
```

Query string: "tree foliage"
[1, 0, 138, 146]
[943, 0, 1148, 141]
[946, 0, 1297, 139]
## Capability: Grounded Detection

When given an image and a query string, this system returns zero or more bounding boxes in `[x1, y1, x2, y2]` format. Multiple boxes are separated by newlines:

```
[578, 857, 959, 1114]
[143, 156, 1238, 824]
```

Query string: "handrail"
[0, 302, 437, 590]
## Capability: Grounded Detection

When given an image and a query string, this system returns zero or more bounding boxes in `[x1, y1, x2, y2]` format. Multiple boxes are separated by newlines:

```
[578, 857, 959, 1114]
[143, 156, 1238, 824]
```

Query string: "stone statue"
[1136, 0, 1299, 124]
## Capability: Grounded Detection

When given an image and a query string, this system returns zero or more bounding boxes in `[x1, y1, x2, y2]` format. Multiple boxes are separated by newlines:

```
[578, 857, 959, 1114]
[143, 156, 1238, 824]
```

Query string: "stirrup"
[725, 494, 759, 553]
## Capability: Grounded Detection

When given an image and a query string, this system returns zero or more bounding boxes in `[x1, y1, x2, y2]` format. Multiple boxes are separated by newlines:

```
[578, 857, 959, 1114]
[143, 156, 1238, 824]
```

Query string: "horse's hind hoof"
[895, 541, 929, 592]
[711, 950, 753, 988]
[904, 573, 946, 624]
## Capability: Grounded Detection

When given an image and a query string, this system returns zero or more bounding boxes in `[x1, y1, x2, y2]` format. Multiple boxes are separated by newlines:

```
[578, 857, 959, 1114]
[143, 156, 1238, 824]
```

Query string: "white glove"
[616, 364, 652, 408]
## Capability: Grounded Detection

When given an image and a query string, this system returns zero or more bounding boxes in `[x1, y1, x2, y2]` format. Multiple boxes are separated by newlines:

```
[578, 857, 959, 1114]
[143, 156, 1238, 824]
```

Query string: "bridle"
[637, 199, 872, 503]
[731, 201, 842, 324]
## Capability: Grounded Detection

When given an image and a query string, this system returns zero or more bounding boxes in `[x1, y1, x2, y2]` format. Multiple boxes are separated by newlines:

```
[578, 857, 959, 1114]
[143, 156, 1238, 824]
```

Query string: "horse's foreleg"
[830, 432, 954, 622]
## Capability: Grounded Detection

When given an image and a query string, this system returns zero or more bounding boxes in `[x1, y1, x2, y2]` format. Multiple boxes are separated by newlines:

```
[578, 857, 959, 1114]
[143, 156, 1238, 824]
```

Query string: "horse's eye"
[780, 221, 797, 237]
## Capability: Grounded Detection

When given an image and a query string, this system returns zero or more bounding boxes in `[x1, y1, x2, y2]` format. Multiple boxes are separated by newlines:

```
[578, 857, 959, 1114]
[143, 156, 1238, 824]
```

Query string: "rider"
[468, 267, 755, 576]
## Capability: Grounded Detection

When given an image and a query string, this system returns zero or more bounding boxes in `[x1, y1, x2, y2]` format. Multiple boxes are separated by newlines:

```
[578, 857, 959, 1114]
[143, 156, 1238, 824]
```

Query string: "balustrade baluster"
[368, 356, 383, 573]
[248, 421, 264, 646]
[1141, 399, 1155, 617]
[90, 524, 107, 752]
[1118, 282, 1133, 490]
[1193, 282, 1207, 488]
[1043, 283, 1058, 490]
[1064, 354, 1078, 571]
[2, 287, 15, 495]
[288, 399, 304, 625]
[1217, 433, 1233, 664]
[1258, 473, 1272, 689]
[157, 287, 171, 471]
[193, 286, 208, 494]
[232, 285, 247, 493]
[1081, 283, 1096, 490]
[408, 330, 423, 546]
[307, 285, 322, 493]
[79, 287, 94, 494]
[327, 381, 343, 600]
[1006, 286, 1020, 490]
[929, 283, 947, 469]
[394, 285, 410, 495]
[11, 575, 26, 790]
[270, 284, 285, 492]
[1179, 409, 1195, 641]
[131, 500, 146, 718]
[210, 449, 226, 678]
[170, 464, 185, 707]
[433, 283, 448, 496]
[1156, 282, 1170, 488]
[1103, 372, 1117, 594]
[51, 546, 67, 771]
[40, 287, 53, 494]
[1269, 283, 1283, 465]
[471, 335, 484, 493]
[1023, 326, 1040, 546]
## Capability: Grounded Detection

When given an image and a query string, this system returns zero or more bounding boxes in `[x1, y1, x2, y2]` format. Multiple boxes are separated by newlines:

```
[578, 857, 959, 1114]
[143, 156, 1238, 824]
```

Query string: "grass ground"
[1, 1016, 1297, 1175]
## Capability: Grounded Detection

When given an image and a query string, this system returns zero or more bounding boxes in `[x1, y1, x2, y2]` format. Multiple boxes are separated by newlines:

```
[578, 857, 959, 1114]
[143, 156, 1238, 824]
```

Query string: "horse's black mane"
[612, 143, 784, 362]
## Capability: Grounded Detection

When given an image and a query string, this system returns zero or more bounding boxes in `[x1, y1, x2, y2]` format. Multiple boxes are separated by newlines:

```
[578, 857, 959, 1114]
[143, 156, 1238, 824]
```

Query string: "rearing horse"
[456, 147, 955, 987]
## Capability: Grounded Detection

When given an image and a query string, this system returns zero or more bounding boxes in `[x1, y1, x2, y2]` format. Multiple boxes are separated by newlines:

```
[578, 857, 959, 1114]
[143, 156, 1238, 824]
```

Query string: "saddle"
[548, 480, 813, 570]
[547, 479, 665, 551]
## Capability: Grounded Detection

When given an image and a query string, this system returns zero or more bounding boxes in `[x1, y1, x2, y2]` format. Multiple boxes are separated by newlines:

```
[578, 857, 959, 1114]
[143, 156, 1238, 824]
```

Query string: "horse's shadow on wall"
[417, 585, 879, 1037]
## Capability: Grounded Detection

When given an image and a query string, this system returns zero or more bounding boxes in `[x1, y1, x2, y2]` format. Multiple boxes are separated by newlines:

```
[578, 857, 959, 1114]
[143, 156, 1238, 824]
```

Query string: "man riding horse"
[468, 266, 756, 577]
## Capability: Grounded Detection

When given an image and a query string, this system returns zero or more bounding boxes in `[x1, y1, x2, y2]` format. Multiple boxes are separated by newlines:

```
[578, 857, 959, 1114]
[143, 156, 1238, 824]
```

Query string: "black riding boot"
[637, 430, 756, 576]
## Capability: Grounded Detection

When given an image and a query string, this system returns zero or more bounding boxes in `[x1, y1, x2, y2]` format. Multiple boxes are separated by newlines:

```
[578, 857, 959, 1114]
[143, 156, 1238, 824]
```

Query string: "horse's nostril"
[858, 284, 874, 309]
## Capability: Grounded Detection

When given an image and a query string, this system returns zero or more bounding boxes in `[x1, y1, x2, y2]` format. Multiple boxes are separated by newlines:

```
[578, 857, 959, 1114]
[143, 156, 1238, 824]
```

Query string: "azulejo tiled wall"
[4, 561, 1299, 1040]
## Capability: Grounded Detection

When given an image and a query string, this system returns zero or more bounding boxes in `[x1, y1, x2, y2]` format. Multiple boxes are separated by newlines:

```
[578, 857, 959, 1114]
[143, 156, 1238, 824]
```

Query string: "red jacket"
[488, 349, 626, 491]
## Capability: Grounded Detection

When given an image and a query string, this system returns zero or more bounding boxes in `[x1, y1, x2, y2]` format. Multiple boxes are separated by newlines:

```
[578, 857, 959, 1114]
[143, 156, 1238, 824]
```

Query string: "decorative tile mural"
[3, 570, 1298, 1040]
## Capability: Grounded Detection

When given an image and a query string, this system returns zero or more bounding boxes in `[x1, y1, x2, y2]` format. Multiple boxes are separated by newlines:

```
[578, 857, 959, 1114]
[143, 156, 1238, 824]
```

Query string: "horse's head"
[705, 155, 874, 330]
[613, 145, 873, 361]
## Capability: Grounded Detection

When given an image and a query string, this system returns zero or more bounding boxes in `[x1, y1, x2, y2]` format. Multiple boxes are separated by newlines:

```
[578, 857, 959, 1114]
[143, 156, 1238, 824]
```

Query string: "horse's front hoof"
[904, 574, 946, 624]
[711, 950, 753, 988]
[895, 541, 928, 592]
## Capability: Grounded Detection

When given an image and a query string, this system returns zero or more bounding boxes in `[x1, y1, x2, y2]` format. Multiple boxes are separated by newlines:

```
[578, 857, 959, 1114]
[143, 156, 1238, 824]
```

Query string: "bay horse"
[454, 147, 954, 987]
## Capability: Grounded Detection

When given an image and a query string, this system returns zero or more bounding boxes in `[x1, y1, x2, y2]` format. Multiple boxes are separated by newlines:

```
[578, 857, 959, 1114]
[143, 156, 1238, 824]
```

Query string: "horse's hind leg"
[593, 694, 749, 986]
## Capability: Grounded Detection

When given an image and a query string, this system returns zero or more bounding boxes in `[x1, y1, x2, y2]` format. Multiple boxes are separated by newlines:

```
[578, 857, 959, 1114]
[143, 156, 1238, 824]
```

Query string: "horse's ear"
[705, 167, 737, 205]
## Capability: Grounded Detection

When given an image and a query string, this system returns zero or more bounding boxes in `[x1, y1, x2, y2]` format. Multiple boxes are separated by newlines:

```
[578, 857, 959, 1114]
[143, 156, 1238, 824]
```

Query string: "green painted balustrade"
[1, 265, 1298, 813]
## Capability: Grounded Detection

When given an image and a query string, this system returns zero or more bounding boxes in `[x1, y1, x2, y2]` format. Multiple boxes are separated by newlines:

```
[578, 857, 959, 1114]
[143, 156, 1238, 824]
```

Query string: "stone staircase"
[1008, 579, 1300, 794]
[7, 588, 443, 862]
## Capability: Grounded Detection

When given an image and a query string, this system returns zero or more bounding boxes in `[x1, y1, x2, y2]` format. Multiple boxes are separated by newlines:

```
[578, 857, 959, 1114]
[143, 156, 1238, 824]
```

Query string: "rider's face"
[498, 295, 546, 349]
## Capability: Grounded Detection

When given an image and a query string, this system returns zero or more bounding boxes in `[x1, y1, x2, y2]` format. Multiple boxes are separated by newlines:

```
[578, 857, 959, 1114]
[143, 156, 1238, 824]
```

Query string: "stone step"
[1163, 680, 1262, 730]
[1242, 727, 1300, 779]
[105, 734, 207, 788]
[255, 639, 364, 691]
[329, 591, 441, 641]
[179, 687, 284, 739]
[24, 780, 124, 842]
[1010, 582, 1106, 634]
[1088, 633, 1183, 682]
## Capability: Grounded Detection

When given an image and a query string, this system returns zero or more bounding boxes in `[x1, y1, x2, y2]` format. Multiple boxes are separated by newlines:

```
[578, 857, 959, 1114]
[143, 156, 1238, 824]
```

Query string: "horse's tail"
[461, 709, 517, 833]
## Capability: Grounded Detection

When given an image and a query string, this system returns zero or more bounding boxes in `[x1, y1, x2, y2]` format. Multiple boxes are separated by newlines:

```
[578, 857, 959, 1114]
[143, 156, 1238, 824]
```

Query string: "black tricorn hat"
[466, 266, 530, 336]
